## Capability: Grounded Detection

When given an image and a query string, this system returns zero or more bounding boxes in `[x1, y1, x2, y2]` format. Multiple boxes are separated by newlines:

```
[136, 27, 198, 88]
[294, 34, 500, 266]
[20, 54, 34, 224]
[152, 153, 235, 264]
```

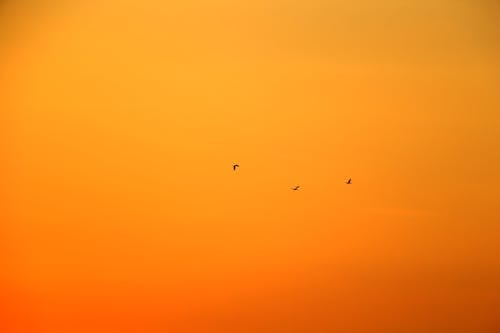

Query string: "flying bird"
[292, 186, 300, 191]
[233, 164, 239, 171]
[345, 178, 352, 185]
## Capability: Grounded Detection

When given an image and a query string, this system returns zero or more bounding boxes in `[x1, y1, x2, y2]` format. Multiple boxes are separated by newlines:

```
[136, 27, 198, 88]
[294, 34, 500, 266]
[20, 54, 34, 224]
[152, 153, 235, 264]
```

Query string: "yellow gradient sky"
[1, 1, 500, 332]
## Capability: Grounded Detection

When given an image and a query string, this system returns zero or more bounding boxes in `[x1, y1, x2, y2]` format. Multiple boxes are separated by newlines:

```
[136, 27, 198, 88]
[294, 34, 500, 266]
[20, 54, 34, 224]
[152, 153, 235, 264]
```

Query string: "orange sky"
[1, 1, 500, 332]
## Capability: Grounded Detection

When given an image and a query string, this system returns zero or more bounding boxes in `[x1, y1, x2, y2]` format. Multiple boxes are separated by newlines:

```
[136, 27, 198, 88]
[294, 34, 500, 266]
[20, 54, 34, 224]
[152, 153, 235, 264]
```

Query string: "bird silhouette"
[233, 164, 239, 171]
[345, 178, 352, 185]
[292, 186, 300, 191]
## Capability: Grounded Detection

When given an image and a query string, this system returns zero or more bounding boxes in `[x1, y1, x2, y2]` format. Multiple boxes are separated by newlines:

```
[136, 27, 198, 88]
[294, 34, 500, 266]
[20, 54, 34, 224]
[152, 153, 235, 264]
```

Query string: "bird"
[292, 186, 300, 191]
[345, 178, 352, 185]
[233, 164, 239, 171]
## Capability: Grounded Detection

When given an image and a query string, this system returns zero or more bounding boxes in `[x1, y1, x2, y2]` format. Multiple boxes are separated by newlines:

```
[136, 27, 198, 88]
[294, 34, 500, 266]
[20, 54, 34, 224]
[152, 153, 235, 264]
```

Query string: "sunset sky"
[1, 1, 500, 332]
